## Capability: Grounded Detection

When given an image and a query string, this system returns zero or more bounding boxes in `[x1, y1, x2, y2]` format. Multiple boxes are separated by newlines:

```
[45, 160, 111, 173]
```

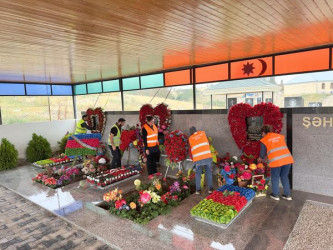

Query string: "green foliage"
[190, 199, 238, 224]
[0, 138, 18, 171]
[65, 148, 96, 156]
[57, 133, 71, 153]
[26, 133, 52, 163]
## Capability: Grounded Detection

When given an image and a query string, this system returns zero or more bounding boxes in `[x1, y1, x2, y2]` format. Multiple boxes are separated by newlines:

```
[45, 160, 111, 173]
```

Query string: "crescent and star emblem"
[242, 59, 267, 76]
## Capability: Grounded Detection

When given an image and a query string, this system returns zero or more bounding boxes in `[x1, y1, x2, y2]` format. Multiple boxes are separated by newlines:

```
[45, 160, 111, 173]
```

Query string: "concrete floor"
[0, 165, 333, 250]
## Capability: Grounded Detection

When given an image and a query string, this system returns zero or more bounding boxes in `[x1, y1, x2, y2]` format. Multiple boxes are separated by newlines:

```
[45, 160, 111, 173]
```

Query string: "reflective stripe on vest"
[108, 124, 121, 146]
[267, 146, 288, 155]
[75, 119, 87, 134]
[269, 153, 293, 164]
[189, 131, 212, 162]
[192, 150, 212, 158]
[260, 133, 294, 168]
[191, 142, 209, 152]
[143, 124, 159, 147]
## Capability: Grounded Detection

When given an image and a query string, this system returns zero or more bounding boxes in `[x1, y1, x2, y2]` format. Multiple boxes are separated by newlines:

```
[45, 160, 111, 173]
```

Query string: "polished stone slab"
[1, 165, 333, 250]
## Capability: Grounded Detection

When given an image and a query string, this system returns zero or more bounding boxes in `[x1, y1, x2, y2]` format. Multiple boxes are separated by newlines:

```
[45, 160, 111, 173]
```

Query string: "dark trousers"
[109, 145, 121, 169]
[147, 151, 159, 175]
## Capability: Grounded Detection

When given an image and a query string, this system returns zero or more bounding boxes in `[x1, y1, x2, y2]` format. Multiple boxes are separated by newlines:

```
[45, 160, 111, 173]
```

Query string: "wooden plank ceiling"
[1, 0, 333, 84]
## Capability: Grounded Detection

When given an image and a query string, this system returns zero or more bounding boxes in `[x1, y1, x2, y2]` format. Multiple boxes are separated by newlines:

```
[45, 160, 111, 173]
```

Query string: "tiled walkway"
[1, 165, 333, 250]
[0, 185, 113, 250]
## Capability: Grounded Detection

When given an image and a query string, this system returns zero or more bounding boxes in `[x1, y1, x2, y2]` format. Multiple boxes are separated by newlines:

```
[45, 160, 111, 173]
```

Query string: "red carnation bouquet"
[164, 130, 188, 168]
[120, 130, 137, 152]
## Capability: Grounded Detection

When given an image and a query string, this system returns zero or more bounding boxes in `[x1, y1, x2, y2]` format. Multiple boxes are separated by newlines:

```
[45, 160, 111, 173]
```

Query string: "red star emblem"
[242, 62, 255, 76]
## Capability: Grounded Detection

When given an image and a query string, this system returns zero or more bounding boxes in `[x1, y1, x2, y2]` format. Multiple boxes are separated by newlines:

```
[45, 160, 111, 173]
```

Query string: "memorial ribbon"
[70, 134, 98, 151]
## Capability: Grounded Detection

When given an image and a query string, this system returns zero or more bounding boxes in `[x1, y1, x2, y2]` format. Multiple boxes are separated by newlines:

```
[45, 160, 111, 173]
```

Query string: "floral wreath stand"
[164, 161, 184, 179]
[185, 159, 206, 189]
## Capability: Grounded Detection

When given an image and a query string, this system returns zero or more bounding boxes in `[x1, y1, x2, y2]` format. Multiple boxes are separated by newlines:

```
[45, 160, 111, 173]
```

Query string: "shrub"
[0, 138, 18, 171]
[57, 133, 71, 154]
[26, 133, 52, 163]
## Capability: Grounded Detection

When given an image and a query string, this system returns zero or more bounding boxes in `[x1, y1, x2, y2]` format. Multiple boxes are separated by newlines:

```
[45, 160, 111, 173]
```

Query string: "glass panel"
[123, 77, 140, 90]
[75, 93, 122, 118]
[103, 80, 120, 92]
[140, 74, 164, 88]
[51, 85, 72, 95]
[123, 85, 193, 111]
[0, 96, 50, 124]
[0, 83, 25, 95]
[74, 84, 87, 95]
[277, 71, 333, 107]
[196, 83, 226, 109]
[230, 57, 273, 79]
[275, 49, 329, 75]
[26, 84, 51, 95]
[49, 96, 74, 120]
[195, 64, 228, 83]
[165, 70, 191, 86]
[87, 82, 102, 94]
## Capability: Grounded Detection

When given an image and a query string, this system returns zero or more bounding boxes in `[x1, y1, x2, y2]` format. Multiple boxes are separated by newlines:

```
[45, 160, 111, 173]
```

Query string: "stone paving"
[0, 185, 113, 250]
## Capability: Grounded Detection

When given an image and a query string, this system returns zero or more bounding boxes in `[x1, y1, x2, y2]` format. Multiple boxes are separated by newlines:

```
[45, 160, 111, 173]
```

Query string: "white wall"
[0, 120, 76, 158]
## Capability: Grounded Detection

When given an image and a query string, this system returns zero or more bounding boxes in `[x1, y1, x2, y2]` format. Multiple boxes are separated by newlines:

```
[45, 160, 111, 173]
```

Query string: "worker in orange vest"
[189, 126, 213, 194]
[258, 125, 294, 201]
[142, 115, 160, 175]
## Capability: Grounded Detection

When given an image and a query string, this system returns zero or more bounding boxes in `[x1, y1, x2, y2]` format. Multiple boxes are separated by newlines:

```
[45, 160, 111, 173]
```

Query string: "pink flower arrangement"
[140, 192, 151, 204]
[224, 165, 231, 172]
[240, 171, 252, 181]
[44, 177, 57, 186]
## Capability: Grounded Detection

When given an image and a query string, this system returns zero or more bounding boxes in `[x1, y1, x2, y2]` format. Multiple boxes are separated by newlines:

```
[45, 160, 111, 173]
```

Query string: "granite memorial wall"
[101, 108, 332, 196]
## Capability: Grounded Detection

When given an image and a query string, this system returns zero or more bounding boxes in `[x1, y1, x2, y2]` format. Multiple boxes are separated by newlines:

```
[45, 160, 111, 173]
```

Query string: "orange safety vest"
[143, 124, 159, 147]
[260, 133, 294, 168]
[189, 131, 212, 162]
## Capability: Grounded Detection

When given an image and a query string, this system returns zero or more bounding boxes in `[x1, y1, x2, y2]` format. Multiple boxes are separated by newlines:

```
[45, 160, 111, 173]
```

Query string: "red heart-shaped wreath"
[228, 103, 283, 158]
[86, 107, 106, 135]
[139, 103, 171, 131]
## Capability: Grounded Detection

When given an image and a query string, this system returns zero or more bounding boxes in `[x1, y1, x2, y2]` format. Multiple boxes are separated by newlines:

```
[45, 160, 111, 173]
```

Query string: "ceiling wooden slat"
[0, 0, 333, 83]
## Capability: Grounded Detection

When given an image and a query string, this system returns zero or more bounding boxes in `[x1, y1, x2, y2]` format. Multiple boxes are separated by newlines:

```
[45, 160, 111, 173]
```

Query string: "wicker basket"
[238, 180, 250, 188]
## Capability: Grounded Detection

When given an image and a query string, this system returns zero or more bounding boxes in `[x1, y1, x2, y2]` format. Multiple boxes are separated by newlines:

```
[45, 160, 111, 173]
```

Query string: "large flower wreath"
[139, 103, 171, 132]
[119, 125, 146, 164]
[228, 102, 283, 158]
[86, 107, 106, 135]
[164, 130, 188, 168]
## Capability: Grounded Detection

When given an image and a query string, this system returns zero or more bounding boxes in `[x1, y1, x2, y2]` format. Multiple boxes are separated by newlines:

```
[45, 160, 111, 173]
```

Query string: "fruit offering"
[190, 199, 238, 224]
